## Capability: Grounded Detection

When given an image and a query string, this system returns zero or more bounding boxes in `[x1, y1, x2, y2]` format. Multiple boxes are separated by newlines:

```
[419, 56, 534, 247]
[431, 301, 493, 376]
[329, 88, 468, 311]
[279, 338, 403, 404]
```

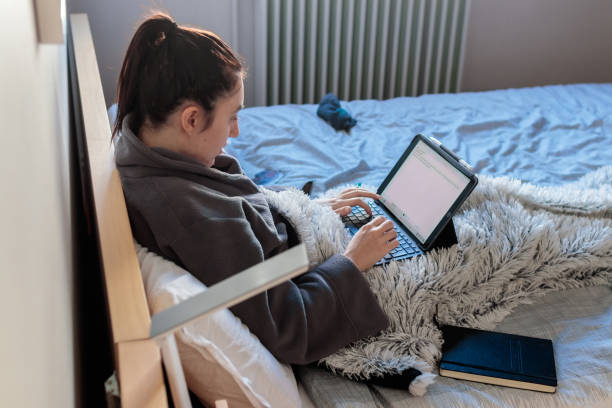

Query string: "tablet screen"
[379, 140, 471, 244]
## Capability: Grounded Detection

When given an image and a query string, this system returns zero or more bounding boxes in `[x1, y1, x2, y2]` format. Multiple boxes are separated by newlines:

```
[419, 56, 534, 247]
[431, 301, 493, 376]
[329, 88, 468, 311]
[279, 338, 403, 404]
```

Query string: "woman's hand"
[343, 216, 399, 272]
[315, 187, 380, 216]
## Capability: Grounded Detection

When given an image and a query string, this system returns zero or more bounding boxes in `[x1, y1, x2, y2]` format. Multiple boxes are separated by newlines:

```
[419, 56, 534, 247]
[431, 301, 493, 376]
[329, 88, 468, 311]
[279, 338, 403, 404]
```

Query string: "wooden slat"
[159, 335, 191, 408]
[69, 13, 167, 407]
[116, 340, 167, 407]
[70, 13, 150, 344]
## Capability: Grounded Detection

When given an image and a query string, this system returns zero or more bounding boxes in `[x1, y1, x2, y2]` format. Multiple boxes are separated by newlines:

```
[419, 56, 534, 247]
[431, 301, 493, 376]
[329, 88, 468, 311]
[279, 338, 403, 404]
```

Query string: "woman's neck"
[138, 120, 184, 153]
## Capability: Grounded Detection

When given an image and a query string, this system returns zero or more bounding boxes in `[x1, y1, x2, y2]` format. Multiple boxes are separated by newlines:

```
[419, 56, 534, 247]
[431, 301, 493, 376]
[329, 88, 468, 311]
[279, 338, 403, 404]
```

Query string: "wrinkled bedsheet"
[228, 84, 612, 408]
[229, 84, 612, 194]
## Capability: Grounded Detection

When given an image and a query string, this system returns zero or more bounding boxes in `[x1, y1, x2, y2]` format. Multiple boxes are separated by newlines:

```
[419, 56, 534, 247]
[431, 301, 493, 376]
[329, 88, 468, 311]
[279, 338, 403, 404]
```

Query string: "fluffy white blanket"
[263, 166, 612, 395]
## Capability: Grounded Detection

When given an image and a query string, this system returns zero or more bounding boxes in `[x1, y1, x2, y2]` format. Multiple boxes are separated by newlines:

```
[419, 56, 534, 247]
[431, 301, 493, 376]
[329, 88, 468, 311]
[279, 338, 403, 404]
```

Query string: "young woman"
[113, 13, 398, 364]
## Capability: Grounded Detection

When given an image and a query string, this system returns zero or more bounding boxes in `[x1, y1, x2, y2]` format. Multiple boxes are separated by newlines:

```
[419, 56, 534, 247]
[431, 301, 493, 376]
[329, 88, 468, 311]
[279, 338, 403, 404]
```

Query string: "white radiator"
[252, 0, 471, 106]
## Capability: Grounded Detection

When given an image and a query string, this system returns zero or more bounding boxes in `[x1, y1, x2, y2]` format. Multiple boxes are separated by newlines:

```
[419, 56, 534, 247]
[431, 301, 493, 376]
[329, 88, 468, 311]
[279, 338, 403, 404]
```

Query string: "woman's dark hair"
[113, 12, 244, 137]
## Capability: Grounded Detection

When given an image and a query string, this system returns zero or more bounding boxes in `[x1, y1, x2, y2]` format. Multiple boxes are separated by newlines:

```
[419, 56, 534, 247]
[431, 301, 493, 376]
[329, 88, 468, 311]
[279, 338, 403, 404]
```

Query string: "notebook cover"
[440, 325, 557, 388]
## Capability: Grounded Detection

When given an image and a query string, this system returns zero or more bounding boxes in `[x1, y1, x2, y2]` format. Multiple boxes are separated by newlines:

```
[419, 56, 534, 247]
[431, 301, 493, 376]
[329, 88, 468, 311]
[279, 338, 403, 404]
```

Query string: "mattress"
[229, 84, 612, 407]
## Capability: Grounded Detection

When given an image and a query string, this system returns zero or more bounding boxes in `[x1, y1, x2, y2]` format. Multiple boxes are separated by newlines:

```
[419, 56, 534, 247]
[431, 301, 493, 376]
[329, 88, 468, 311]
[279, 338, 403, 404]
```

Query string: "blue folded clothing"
[316, 93, 357, 131]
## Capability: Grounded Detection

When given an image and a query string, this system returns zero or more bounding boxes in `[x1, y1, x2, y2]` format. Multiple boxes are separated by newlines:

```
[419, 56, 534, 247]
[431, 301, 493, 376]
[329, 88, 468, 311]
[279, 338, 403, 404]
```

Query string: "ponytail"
[113, 12, 244, 138]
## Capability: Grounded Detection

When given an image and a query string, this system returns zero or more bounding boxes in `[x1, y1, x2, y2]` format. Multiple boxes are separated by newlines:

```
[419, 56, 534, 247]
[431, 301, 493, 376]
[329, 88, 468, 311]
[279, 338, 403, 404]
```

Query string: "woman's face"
[190, 79, 244, 167]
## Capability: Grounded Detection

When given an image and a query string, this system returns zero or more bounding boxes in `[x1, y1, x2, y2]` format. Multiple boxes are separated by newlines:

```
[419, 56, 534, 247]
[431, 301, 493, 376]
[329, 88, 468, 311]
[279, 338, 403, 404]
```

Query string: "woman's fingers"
[339, 198, 372, 214]
[319, 188, 381, 217]
[377, 219, 396, 233]
[387, 238, 400, 251]
[327, 198, 371, 214]
[365, 216, 391, 229]
[343, 216, 399, 271]
[371, 218, 398, 244]
[334, 206, 352, 216]
[381, 223, 397, 238]
[366, 215, 387, 227]
[339, 188, 380, 200]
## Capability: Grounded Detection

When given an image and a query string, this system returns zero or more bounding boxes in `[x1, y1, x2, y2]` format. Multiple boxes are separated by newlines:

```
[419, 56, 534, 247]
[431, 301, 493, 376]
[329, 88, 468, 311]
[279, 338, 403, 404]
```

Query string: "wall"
[0, 0, 75, 407]
[67, 0, 238, 107]
[462, 0, 612, 91]
[68, 0, 612, 105]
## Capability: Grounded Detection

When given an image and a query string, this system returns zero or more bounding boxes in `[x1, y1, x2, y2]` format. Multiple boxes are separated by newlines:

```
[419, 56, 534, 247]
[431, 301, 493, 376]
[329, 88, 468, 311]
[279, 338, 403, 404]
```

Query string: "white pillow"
[135, 243, 302, 408]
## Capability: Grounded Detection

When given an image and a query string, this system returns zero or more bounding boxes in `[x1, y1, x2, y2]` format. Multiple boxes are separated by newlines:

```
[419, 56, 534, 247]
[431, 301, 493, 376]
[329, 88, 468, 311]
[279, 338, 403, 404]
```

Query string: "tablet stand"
[431, 218, 458, 250]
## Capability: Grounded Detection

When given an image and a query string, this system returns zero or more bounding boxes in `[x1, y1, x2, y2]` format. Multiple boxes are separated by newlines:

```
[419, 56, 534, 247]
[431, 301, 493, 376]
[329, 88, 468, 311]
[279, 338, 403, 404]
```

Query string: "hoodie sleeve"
[170, 214, 389, 365]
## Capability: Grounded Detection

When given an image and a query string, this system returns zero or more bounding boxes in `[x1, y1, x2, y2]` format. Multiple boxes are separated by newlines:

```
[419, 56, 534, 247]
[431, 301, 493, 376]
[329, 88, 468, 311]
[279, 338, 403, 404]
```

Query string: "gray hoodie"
[115, 117, 389, 364]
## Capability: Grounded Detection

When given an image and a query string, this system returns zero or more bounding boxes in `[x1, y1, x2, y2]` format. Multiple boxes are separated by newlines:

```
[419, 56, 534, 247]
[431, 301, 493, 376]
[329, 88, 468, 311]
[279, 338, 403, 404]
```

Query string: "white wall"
[462, 0, 612, 91]
[67, 0, 238, 107]
[69, 0, 612, 107]
[0, 1, 74, 407]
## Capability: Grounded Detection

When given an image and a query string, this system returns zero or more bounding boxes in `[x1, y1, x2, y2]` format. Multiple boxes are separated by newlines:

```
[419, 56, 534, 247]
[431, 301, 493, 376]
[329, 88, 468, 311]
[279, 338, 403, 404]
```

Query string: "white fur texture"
[262, 166, 612, 395]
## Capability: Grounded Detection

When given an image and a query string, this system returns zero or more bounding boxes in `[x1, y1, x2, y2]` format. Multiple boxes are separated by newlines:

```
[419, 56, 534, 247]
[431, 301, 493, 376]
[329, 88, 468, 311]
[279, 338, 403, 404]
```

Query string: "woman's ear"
[179, 105, 207, 137]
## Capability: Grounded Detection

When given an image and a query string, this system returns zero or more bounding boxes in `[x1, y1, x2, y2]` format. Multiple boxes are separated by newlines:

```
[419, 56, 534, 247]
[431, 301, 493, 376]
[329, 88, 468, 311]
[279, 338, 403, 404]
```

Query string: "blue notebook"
[440, 325, 557, 393]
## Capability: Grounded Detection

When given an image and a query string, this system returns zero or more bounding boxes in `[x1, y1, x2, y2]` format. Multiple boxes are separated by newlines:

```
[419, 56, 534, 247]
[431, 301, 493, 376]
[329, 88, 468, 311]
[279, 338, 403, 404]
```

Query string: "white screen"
[380, 140, 470, 243]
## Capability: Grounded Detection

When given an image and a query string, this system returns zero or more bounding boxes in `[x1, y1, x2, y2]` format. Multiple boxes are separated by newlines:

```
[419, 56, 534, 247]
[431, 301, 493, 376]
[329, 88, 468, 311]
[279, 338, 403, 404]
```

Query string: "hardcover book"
[439, 325, 557, 393]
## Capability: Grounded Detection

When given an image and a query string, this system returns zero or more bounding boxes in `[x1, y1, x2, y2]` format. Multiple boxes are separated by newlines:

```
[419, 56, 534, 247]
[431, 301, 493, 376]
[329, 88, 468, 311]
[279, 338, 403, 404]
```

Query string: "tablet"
[376, 134, 478, 250]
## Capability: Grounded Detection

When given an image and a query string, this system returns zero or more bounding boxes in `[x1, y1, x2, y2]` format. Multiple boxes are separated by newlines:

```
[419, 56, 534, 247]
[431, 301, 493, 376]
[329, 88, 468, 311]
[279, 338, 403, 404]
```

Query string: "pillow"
[135, 242, 302, 408]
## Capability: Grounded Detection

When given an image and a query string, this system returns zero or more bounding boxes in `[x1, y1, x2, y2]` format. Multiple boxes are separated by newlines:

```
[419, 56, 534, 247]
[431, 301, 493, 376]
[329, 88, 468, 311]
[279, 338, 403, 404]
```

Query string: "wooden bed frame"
[68, 13, 170, 407]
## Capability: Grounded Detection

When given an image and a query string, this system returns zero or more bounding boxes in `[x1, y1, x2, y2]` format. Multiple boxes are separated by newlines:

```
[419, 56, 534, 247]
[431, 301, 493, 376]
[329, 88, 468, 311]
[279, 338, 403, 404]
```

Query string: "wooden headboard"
[68, 14, 168, 407]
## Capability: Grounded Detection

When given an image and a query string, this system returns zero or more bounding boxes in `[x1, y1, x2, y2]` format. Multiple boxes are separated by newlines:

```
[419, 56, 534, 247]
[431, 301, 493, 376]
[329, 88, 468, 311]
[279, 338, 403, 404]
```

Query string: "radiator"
[253, 0, 471, 106]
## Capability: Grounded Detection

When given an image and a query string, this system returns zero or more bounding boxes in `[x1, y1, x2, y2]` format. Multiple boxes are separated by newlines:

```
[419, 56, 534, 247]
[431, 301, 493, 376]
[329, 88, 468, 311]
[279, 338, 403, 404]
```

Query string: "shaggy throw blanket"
[263, 166, 612, 396]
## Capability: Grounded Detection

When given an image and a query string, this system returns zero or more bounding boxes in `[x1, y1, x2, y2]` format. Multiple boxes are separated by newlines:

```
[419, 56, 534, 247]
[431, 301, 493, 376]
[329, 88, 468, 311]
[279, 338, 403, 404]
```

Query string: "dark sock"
[316, 93, 357, 131]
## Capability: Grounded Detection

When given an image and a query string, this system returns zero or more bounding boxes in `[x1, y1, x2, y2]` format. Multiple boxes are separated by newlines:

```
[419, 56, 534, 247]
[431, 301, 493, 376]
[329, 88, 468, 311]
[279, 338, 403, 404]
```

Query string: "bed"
[229, 84, 612, 194]
[73, 11, 611, 406]
[227, 85, 612, 407]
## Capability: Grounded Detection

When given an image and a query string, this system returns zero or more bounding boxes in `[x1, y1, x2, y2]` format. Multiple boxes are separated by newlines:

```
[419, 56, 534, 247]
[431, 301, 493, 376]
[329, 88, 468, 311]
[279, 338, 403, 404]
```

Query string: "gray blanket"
[264, 165, 612, 395]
